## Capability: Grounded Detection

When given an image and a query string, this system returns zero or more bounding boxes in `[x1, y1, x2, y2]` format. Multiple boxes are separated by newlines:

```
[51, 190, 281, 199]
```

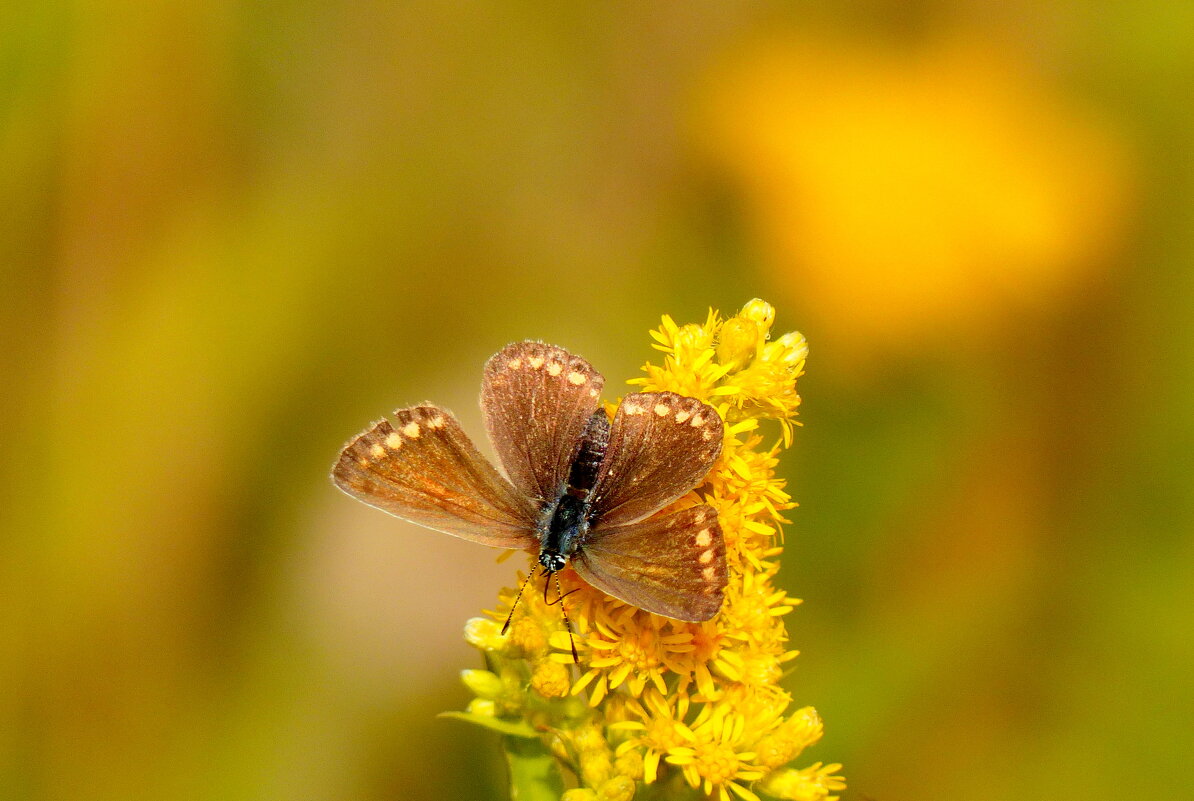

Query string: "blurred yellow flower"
[698, 34, 1135, 351]
[455, 300, 842, 801]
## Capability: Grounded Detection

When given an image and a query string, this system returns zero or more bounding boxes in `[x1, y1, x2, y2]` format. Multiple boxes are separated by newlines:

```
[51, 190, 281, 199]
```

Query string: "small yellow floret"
[504, 616, 547, 657]
[561, 790, 597, 801]
[597, 775, 635, 801]
[531, 659, 571, 698]
[756, 762, 846, 801]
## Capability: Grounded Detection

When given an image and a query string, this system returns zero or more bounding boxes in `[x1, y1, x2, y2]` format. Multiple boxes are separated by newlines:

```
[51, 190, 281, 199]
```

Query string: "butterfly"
[331, 340, 728, 631]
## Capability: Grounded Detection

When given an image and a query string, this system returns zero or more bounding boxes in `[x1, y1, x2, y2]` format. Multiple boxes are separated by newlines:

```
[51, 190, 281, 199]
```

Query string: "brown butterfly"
[332, 341, 727, 631]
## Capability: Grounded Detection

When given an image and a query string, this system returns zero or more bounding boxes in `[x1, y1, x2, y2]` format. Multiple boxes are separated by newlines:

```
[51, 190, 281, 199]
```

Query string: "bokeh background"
[4, 2, 1191, 800]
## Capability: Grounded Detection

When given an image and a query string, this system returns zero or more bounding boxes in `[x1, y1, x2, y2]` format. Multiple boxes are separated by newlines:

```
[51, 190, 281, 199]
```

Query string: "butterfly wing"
[586, 392, 724, 528]
[332, 404, 539, 548]
[572, 504, 726, 621]
[480, 341, 605, 504]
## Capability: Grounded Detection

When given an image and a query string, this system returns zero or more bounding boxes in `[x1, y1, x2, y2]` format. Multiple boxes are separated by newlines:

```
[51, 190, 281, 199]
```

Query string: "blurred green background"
[4, 2, 1192, 800]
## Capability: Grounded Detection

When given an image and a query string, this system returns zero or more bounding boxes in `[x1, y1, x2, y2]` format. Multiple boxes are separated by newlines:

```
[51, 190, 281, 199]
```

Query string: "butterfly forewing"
[333, 404, 539, 548]
[586, 392, 724, 528]
[481, 341, 605, 504]
[573, 504, 726, 621]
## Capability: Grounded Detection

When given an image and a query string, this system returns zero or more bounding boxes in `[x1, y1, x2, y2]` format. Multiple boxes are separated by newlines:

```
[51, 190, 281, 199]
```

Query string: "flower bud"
[460, 669, 503, 700]
[466, 698, 496, 717]
[463, 617, 501, 650]
[561, 790, 597, 801]
[717, 317, 760, 371]
[776, 330, 809, 365]
[740, 298, 776, 330]
[597, 775, 635, 801]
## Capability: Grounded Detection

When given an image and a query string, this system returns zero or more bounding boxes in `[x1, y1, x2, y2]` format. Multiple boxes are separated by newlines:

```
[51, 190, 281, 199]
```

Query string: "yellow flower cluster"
[456, 300, 843, 801]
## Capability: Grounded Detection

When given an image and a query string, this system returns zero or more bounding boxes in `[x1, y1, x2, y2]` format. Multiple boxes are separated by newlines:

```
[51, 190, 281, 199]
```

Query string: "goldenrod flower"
[454, 300, 843, 801]
[665, 702, 770, 801]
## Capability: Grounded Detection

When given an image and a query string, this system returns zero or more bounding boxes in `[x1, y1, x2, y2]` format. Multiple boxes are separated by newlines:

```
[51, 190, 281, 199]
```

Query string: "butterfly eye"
[539, 552, 567, 572]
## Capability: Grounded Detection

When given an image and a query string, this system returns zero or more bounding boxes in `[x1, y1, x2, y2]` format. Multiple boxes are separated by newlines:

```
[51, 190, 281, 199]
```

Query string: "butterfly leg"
[545, 571, 580, 663]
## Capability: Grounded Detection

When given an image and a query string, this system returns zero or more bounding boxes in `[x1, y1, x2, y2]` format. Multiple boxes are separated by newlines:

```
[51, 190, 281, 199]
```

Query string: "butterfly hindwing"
[586, 392, 724, 528]
[573, 504, 726, 621]
[333, 404, 539, 548]
[481, 341, 605, 504]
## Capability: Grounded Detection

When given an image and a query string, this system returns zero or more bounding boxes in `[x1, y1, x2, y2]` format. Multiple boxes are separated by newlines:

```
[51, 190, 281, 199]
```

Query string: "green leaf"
[503, 735, 565, 801]
[438, 711, 538, 739]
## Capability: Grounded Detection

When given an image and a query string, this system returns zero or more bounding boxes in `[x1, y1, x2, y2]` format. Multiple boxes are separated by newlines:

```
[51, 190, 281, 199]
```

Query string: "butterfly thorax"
[539, 492, 587, 572]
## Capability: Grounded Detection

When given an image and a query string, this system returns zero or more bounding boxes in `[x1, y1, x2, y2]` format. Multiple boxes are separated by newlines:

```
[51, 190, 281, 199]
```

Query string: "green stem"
[504, 734, 565, 801]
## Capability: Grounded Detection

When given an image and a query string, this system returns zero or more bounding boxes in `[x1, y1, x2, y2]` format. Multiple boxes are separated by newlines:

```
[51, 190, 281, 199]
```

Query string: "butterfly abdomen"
[567, 411, 610, 493]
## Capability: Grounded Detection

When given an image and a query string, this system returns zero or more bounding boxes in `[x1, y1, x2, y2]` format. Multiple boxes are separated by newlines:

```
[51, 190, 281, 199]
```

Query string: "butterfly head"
[538, 550, 567, 573]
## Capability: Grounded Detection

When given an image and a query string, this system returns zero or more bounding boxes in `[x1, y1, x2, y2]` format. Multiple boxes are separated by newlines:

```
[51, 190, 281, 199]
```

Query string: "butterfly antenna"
[501, 569, 538, 636]
[545, 571, 580, 663]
